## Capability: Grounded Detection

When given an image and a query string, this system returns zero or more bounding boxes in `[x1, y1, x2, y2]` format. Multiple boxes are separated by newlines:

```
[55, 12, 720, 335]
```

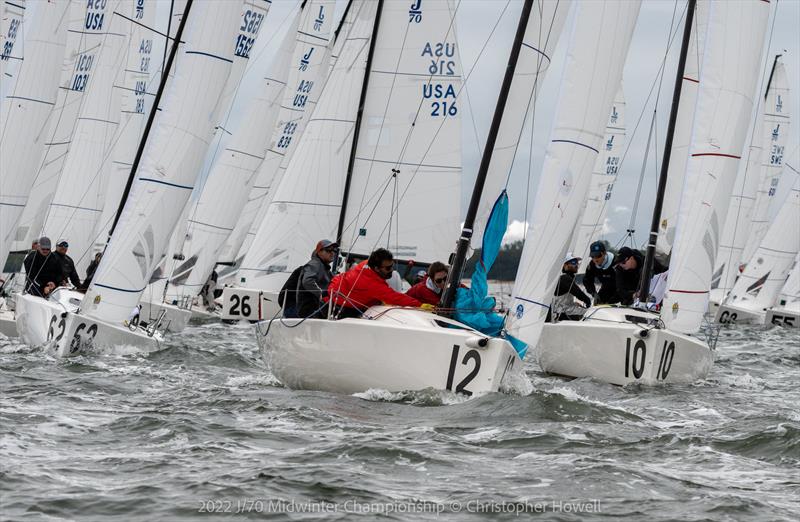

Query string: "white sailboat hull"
[0, 300, 16, 337]
[138, 299, 192, 333]
[15, 292, 162, 357]
[713, 302, 765, 325]
[765, 305, 800, 328]
[220, 287, 280, 322]
[537, 307, 713, 386]
[256, 306, 522, 395]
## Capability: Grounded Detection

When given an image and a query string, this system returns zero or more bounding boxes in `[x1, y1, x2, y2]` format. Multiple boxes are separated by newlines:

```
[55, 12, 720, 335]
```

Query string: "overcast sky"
[230, 0, 800, 248]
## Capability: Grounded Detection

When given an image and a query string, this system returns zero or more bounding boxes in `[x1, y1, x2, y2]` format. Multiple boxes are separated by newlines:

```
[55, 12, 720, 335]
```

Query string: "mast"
[638, 0, 696, 302]
[764, 53, 782, 101]
[440, 0, 534, 309]
[333, 0, 354, 42]
[107, 0, 194, 239]
[334, 0, 384, 253]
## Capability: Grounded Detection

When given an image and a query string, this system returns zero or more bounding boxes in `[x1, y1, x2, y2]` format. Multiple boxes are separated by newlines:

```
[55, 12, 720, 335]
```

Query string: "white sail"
[465, 0, 572, 246]
[221, 1, 339, 269]
[507, 0, 641, 348]
[232, 0, 378, 291]
[11, 0, 118, 253]
[178, 1, 335, 295]
[723, 176, 800, 312]
[81, 0, 243, 324]
[41, 0, 133, 275]
[0, 0, 25, 98]
[740, 60, 791, 265]
[0, 0, 70, 267]
[571, 87, 626, 264]
[655, 0, 710, 257]
[662, 0, 771, 334]
[774, 252, 800, 310]
[338, 0, 462, 263]
[714, 57, 790, 295]
[91, 0, 159, 254]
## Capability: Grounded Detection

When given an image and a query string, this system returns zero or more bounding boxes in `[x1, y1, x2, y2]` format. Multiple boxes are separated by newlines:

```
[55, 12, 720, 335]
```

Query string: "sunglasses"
[322, 247, 337, 253]
[433, 277, 447, 284]
[379, 263, 394, 272]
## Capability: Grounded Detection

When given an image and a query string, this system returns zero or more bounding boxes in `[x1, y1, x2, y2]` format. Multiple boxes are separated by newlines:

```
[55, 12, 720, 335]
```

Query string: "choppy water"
[1, 322, 798, 521]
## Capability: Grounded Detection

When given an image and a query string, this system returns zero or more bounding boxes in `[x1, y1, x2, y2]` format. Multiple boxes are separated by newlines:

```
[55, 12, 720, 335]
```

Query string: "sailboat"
[253, 0, 572, 395]
[710, 55, 791, 314]
[533, 0, 771, 386]
[714, 175, 800, 325]
[15, 0, 245, 356]
[765, 251, 800, 327]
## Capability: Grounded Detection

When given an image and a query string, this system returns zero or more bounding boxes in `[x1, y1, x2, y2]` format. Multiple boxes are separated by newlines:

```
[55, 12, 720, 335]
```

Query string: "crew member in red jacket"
[327, 248, 422, 317]
[406, 261, 448, 305]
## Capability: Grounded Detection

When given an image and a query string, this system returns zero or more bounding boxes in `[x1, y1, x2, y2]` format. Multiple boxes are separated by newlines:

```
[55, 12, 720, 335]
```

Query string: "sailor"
[406, 261, 448, 305]
[297, 239, 337, 318]
[22, 237, 64, 297]
[583, 241, 619, 304]
[54, 240, 81, 288]
[200, 270, 219, 311]
[614, 246, 667, 306]
[549, 253, 592, 321]
[83, 252, 102, 289]
[327, 248, 422, 318]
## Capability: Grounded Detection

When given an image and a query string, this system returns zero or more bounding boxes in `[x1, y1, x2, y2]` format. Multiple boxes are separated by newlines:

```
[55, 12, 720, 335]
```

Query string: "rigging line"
[341, 0, 511, 256]
[720, 0, 780, 293]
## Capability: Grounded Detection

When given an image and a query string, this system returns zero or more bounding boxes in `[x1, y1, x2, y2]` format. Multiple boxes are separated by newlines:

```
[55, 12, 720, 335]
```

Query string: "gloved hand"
[420, 303, 435, 311]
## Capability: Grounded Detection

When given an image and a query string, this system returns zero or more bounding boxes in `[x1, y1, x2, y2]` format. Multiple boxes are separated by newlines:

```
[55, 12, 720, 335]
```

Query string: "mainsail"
[655, 0, 710, 257]
[0, 0, 70, 267]
[662, 0, 771, 334]
[507, 0, 642, 348]
[571, 88, 626, 263]
[81, 0, 243, 323]
[0, 0, 25, 98]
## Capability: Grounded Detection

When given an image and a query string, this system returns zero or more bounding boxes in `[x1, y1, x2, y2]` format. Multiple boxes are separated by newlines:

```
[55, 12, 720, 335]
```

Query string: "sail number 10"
[624, 338, 674, 381]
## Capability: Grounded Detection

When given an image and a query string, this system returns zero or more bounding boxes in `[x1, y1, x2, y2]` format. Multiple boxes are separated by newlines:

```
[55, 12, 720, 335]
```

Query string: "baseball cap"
[589, 241, 606, 257]
[38, 237, 52, 249]
[314, 239, 338, 253]
[57, 240, 69, 248]
[563, 252, 581, 264]
[615, 246, 636, 265]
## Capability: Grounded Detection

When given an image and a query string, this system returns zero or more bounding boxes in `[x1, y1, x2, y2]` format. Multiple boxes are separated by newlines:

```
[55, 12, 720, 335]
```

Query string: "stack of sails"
[41, 0, 136, 275]
[11, 0, 120, 256]
[0, 0, 71, 269]
[713, 56, 791, 300]
[171, 0, 335, 300]
[81, 0, 243, 324]
[662, 0, 772, 333]
[507, 0, 642, 348]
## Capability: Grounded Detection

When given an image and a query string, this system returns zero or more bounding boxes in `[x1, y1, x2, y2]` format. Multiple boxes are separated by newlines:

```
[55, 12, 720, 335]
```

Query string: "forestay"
[724, 177, 800, 312]
[81, 0, 243, 324]
[663, 0, 771, 334]
[232, 0, 378, 292]
[42, 0, 133, 275]
[338, 0, 462, 264]
[12, 0, 117, 254]
[715, 57, 791, 295]
[507, 0, 641, 349]
[655, 0, 710, 257]
[740, 60, 791, 265]
[570, 88, 626, 264]
[0, 0, 70, 268]
[470, 0, 571, 245]
[223, 0, 338, 271]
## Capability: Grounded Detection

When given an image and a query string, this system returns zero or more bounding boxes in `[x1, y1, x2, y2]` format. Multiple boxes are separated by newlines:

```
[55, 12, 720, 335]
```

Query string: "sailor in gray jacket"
[297, 239, 337, 317]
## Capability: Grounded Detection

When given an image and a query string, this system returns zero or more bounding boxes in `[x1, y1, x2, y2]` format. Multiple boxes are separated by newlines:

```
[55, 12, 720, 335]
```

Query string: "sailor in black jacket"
[54, 240, 81, 288]
[583, 241, 619, 304]
[22, 237, 64, 297]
